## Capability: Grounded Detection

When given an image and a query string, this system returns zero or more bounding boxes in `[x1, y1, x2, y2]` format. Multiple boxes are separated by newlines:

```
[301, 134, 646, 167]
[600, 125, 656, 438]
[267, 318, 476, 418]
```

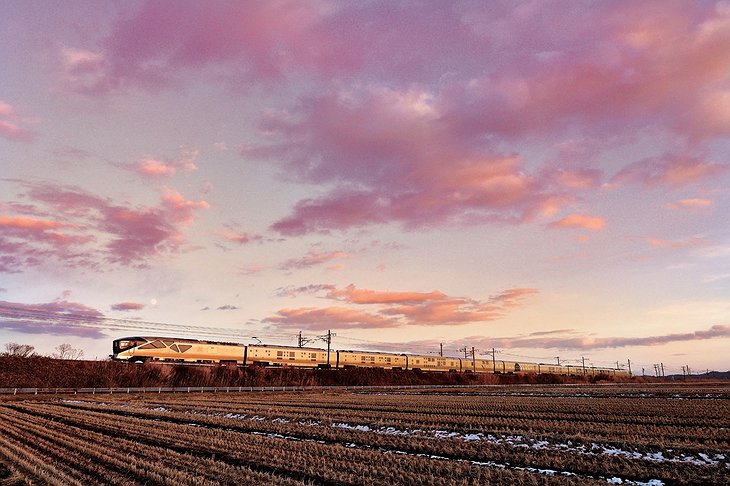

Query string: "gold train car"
[407, 355, 461, 372]
[112, 336, 630, 377]
[337, 350, 407, 369]
[246, 344, 330, 368]
[112, 337, 245, 363]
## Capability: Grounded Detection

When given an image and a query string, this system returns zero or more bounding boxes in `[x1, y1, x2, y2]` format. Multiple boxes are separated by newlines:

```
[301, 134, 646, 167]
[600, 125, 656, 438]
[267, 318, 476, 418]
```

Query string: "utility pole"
[317, 330, 336, 368]
[660, 362, 665, 377]
[582, 356, 586, 375]
[471, 346, 476, 372]
[492, 348, 496, 373]
[439, 343, 443, 357]
[555, 356, 560, 365]
[681, 365, 686, 378]
[460, 346, 468, 359]
[327, 330, 334, 367]
[642, 367, 645, 377]
[616, 361, 620, 370]
[627, 359, 632, 377]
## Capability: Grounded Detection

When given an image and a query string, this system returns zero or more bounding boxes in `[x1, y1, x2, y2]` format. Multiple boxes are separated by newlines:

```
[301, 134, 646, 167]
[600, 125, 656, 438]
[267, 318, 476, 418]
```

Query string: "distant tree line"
[2, 342, 84, 360]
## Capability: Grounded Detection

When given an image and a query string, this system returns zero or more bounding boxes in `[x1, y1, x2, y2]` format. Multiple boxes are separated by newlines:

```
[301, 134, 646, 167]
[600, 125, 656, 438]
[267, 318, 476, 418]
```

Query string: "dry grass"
[0, 383, 727, 485]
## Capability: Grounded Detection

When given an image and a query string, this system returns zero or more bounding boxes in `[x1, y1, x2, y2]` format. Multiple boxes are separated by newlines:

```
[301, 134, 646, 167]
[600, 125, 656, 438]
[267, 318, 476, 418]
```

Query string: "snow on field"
[58, 399, 726, 483]
[330, 421, 725, 468]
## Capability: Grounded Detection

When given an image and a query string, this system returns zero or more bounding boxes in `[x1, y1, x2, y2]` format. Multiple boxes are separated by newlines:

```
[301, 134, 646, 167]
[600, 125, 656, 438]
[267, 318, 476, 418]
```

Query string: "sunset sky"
[1, 1, 729, 374]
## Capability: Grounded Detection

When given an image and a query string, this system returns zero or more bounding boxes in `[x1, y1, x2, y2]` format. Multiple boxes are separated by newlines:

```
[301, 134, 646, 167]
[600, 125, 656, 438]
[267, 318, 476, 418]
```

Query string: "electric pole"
[660, 362, 664, 377]
[316, 330, 336, 367]
[582, 356, 586, 375]
[440, 343, 443, 357]
[555, 356, 560, 365]
[627, 359, 632, 377]
[471, 346, 476, 372]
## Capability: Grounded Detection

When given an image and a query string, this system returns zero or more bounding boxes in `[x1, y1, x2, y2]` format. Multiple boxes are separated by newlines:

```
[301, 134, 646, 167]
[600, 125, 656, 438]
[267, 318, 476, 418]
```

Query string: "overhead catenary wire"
[2, 303, 657, 370]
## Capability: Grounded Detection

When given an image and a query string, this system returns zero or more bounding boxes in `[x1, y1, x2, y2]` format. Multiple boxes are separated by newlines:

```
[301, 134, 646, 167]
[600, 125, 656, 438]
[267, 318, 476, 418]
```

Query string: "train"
[112, 336, 629, 377]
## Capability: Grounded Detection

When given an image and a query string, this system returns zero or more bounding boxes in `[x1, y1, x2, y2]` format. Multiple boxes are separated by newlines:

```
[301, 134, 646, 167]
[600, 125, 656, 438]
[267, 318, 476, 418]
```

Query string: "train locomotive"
[112, 336, 629, 377]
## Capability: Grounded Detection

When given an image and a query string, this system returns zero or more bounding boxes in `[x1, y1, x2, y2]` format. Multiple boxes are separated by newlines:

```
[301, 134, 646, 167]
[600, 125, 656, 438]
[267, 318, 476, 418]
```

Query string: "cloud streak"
[266, 284, 538, 330]
[0, 299, 106, 339]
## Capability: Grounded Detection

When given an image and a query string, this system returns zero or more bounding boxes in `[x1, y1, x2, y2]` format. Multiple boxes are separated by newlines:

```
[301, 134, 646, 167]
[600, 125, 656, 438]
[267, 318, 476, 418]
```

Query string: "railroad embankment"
[0, 355, 645, 388]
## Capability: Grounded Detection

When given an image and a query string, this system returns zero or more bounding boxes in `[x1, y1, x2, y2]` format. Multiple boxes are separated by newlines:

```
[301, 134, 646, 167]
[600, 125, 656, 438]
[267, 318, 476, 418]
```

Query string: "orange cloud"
[327, 284, 446, 304]
[666, 198, 713, 209]
[0, 216, 65, 231]
[264, 306, 399, 330]
[268, 285, 538, 329]
[549, 213, 605, 231]
[135, 151, 198, 178]
[646, 237, 708, 250]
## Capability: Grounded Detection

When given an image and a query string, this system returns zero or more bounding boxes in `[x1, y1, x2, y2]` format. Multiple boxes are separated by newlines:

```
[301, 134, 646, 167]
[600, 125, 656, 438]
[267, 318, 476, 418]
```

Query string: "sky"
[1, 0, 729, 374]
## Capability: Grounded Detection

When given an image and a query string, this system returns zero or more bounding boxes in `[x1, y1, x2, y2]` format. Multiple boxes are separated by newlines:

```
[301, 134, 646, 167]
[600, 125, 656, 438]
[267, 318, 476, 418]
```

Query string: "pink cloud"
[0, 100, 34, 142]
[57, 47, 112, 94]
[611, 154, 729, 187]
[549, 214, 606, 232]
[464, 324, 730, 350]
[279, 249, 349, 271]
[218, 229, 263, 246]
[0, 299, 106, 338]
[161, 188, 209, 225]
[253, 87, 557, 235]
[111, 301, 145, 311]
[1, 182, 208, 271]
[133, 150, 198, 178]
[666, 198, 713, 210]
[48, 3, 730, 238]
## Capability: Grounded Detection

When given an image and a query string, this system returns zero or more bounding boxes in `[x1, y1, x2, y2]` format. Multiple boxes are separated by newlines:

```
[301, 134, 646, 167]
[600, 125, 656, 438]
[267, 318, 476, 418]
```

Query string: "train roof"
[113, 336, 244, 347]
[338, 349, 407, 355]
[247, 344, 326, 351]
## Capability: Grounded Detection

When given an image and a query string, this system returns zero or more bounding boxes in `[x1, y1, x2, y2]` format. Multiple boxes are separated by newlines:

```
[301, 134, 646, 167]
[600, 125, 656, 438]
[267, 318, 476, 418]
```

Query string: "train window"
[139, 343, 158, 349]
[290, 352, 295, 357]
[163, 340, 174, 346]
[276, 351, 283, 359]
[170, 344, 180, 353]
[178, 345, 191, 353]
